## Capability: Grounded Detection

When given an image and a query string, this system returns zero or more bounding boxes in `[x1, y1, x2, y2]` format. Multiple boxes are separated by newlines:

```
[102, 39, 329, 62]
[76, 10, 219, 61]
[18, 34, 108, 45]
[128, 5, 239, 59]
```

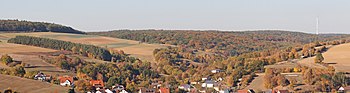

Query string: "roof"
[59, 76, 73, 83]
[339, 86, 350, 90]
[238, 90, 248, 93]
[159, 87, 170, 93]
[90, 80, 104, 87]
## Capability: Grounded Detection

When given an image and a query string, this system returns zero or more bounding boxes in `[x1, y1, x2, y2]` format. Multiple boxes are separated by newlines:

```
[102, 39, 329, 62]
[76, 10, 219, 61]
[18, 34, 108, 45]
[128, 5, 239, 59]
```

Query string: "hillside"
[89, 30, 350, 57]
[0, 20, 84, 34]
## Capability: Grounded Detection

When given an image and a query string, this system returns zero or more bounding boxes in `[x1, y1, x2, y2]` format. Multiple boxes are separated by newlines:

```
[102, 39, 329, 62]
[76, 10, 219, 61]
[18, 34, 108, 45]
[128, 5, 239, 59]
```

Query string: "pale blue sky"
[1, 0, 350, 33]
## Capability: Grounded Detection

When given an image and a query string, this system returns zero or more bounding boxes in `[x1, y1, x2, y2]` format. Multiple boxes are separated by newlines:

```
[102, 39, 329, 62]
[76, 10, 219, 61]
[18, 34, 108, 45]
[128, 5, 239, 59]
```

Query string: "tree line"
[8, 36, 112, 61]
[0, 19, 84, 34]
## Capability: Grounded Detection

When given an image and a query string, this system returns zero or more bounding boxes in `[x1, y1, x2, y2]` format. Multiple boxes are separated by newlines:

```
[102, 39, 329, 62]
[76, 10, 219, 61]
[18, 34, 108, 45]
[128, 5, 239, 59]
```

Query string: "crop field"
[0, 32, 168, 62]
[321, 43, 350, 72]
[297, 43, 350, 72]
[0, 74, 68, 93]
[0, 42, 56, 54]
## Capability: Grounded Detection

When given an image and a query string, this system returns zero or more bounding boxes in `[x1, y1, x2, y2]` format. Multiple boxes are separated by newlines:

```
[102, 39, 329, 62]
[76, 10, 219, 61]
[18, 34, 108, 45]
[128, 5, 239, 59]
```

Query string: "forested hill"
[0, 20, 84, 34]
[89, 30, 350, 56]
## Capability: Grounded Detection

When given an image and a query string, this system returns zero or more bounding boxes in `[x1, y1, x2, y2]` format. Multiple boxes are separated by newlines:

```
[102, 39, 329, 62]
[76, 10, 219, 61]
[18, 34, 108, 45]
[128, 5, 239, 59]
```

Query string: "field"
[0, 32, 168, 62]
[0, 42, 56, 53]
[0, 74, 69, 93]
[298, 43, 350, 72]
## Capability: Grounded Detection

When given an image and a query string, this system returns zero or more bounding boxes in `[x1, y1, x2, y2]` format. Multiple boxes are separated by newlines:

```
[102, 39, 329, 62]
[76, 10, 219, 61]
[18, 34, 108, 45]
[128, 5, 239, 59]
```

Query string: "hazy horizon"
[1, 0, 350, 34]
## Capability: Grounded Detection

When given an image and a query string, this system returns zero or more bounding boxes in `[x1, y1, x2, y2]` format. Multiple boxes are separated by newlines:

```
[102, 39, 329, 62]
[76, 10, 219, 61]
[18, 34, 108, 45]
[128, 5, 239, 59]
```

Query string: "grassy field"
[0, 32, 168, 62]
[0, 74, 68, 93]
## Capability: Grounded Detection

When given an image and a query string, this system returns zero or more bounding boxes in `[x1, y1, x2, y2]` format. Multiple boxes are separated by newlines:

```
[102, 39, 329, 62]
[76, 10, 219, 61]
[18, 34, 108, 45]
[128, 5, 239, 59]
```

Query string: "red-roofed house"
[59, 76, 74, 86]
[90, 80, 104, 88]
[159, 87, 170, 93]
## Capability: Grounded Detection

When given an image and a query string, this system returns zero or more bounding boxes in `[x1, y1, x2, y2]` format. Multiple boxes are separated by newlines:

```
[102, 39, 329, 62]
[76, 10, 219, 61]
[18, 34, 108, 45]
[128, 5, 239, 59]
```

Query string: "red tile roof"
[59, 76, 73, 83]
[90, 80, 104, 87]
[159, 87, 170, 93]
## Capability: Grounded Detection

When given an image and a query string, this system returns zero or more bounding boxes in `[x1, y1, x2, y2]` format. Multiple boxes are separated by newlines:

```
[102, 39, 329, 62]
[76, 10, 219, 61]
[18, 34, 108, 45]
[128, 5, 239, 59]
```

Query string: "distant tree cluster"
[0, 19, 84, 34]
[8, 36, 112, 61]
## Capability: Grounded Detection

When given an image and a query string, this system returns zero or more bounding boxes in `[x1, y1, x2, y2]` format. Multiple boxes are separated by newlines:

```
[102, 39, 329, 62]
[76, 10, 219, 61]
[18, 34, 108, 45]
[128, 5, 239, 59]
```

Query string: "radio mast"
[316, 17, 319, 35]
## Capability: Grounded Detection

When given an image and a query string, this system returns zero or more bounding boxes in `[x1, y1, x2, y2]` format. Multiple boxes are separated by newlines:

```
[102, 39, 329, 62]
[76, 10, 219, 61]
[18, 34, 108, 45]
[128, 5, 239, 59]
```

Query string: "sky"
[1, 0, 350, 34]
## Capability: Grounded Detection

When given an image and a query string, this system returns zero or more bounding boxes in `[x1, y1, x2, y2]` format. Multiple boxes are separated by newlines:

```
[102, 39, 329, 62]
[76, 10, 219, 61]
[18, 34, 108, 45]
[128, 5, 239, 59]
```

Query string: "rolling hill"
[0, 20, 84, 34]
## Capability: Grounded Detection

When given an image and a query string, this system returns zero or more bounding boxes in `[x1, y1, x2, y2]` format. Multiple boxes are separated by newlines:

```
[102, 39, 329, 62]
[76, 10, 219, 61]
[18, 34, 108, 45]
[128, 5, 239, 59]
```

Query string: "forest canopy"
[0, 19, 84, 34]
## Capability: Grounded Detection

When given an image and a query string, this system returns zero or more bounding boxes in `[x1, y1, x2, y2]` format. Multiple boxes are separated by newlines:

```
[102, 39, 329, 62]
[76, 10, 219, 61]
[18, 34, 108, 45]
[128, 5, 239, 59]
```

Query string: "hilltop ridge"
[0, 19, 84, 34]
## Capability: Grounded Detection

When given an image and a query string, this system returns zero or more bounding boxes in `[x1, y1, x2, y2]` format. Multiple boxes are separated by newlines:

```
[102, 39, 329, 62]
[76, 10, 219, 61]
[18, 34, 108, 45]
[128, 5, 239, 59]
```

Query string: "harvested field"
[0, 43, 56, 54]
[322, 43, 350, 72]
[0, 53, 75, 76]
[298, 43, 350, 72]
[0, 32, 168, 62]
[0, 74, 68, 93]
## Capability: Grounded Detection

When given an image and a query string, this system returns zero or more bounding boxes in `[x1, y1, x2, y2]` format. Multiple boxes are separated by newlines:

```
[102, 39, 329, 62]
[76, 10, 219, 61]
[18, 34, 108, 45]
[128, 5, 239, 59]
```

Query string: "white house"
[105, 89, 113, 93]
[219, 89, 229, 93]
[119, 90, 128, 93]
[60, 80, 71, 86]
[211, 69, 221, 73]
[339, 86, 350, 93]
[178, 84, 191, 91]
[201, 77, 208, 81]
[201, 80, 215, 88]
[59, 76, 73, 86]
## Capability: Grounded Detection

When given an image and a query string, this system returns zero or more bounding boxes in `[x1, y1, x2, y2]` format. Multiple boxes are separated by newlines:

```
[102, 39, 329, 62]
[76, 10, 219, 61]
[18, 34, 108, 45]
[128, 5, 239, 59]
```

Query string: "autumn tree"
[1, 54, 13, 65]
[276, 74, 289, 86]
[303, 68, 313, 85]
[314, 53, 324, 63]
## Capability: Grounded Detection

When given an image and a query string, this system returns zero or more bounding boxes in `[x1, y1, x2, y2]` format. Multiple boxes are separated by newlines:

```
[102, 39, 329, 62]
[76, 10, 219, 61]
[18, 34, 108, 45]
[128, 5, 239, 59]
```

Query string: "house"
[113, 84, 125, 91]
[178, 84, 191, 91]
[201, 80, 215, 88]
[119, 90, 128, 93]
[237, 89, 255, 93]
[159, 87, 170, 93]
[275, 90, 288, 93]
[219, 89, 229, 93]
[138, 87, 156, 93]
[211, 69, 222, 73]
[105, 89, 113, 93]
[59, 76, 74, 86]
[190, 82, 199, 85]
[90, 80, 104, 88]
[201, 77, 208, 81]
[34, 72, 52, 81]
[339, 86, 350, 93]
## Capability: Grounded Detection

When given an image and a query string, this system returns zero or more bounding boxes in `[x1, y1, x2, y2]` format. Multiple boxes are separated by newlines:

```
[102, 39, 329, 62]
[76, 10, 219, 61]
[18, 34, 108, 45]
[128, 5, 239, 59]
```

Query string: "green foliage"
[8, 36, 112, 61]
[0, 19, 84, 34]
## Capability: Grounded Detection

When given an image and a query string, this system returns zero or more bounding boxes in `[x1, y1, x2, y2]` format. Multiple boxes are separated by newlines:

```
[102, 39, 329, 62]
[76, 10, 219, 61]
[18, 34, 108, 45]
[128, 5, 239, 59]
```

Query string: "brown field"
[298, 43, 350, 72]
[0, 74, 68, 93]
[0, 32, 168, 62]
[1, 53, 75, 76]
[321, 43, 350, 72]
[0, 42, 56, 54]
